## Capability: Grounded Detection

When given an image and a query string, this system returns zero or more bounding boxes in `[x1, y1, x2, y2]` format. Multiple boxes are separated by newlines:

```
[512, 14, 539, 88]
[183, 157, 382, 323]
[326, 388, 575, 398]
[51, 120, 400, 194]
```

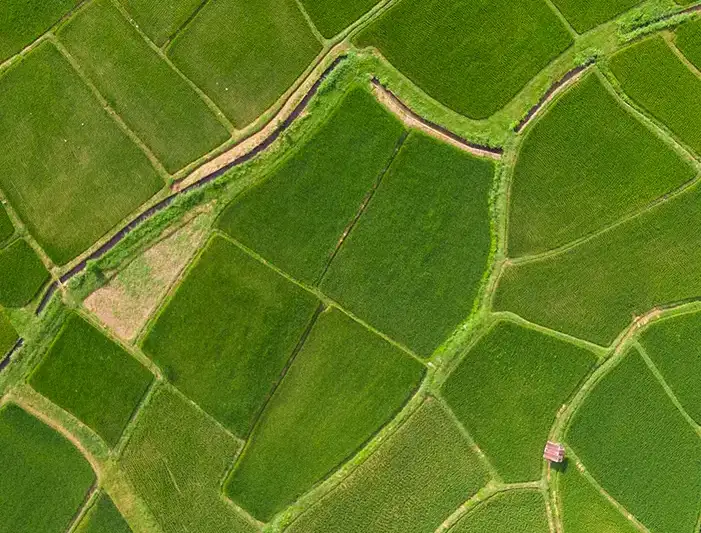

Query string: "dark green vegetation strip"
[567, 349, 701, 533]
[168, 0, 322, 127]
[610, 36, 701, 156]
[0, 311, 18, 357]
[496, 181, 701, 346]
[218, 87, 405, 284]
[118, 0, 204, 46]
[0, 239, 49, 308]
[639, 309, 701, 424]
[355, 0, 573, 119]
[322, 132, 494, 357]
[287, 399, 489, 533]
[58, 0, 230, 174]
[120, 387, 256, 533]
[76, 493, 132, 533]
[450, 490, 549, 533]
[676, 17, 701, 71]
[0, 0, 79, 62]
[550, 0, 643, 33]
[442, 321, 595, 481]
[142, 235, 319, 437]
[0, 204, 13, 245]
[508, 73, 694, 257]
[558, 467, 640, 533]
[0, 404, 95, 533]
[0, 42, 163, 265]
[226, 308, 424, 521]
[30, 314, 153, 447]
[299, 0, 380, 38]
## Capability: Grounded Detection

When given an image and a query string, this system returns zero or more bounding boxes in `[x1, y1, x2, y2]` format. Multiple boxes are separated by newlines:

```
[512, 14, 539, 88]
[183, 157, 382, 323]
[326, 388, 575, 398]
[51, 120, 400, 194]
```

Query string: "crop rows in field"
[676, 17, 701, 71]
[0, 311, 18, 357]
[299, 0, 380, 38]
[450, 490, 549, 533]
[0, 239, 49, 308]
[76, 493, 132, 533]
[550, 0, 643, 33]
[0, 205, 12, 245]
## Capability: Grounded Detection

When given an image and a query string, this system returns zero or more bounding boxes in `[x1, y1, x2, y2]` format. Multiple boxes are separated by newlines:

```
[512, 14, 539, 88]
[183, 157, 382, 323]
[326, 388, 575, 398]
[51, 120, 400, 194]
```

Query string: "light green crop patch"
[168, 0, 322, 127]
[355, 0, 573, 119]
[0, 239, 49, 308]
[676, 17, 701, 71]
[0, 42, 163, 265]
[567, 349, 701, 532]
[299, 0, 380, 38]
[0, 404, 95, 533]
[450, 490, 549, 533]
[550, 0, 643, 33]
[76, 493, 132, 533]
[226, 308, 424, 521]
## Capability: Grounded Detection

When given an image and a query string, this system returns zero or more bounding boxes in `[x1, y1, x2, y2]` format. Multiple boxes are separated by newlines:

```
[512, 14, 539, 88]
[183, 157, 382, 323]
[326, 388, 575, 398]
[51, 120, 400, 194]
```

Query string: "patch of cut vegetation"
[322, 132, 494, 357]
[167, 0, 322, 127]
[0, 42, 163, 265]
[558, 467, 640, 533]
[0, 204, 13, 245]
[508, 73, 694, 257]
[0, 404, 95, 533]
[0, 239, 49, 308]
[496, 180, 701, 346]
[567, 349, 701, 533]
[610, 36, 701, 155]
[120, 386, 256, 533]
[118, 0, 204, 47]
[29, 313, 153, 447]
[355, 0, 573, 119]
[226, 308, 424, 521]
[299, 0, 380, 38]
[0, 311, 18, 356]
[218, 87, 405, 284]
[676, 17, 701, 71]
[84, 216, 209, 342]
[550, 0, 643, 33]
[639, 309, 701, 424]
[142, 235, 319, 437]
[287, 399, 489, 533]
[58, 0, 230, 174]
[76, 493, 132, 533]
[449, 490, 549, 533]
[442, 321, 595, 481]
[0, 0, 80, 62]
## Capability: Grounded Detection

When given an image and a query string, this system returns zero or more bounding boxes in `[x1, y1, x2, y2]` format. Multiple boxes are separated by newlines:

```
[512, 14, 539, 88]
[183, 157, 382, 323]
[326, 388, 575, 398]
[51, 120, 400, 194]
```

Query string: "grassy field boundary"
[293, 0, 327, 45]
[544, 0, 579, 38]
[158, 0, 212, 51]
[66, 483, 100, 533]
[668, 30, 701, 77]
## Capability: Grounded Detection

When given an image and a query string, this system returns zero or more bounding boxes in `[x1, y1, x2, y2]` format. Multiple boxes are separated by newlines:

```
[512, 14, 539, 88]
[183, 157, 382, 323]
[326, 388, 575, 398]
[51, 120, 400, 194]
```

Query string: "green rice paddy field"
[4, 1, 701, 531]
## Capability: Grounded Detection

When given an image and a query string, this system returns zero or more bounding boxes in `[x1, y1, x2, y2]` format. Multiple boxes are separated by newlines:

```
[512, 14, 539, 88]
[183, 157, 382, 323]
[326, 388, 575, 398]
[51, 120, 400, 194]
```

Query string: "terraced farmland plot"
[58, 0, 230, 174]
[142, 235, 319, 437]
[218, 87, 405, 284]
[550, 0, 643, 33]
[0, 0, 80, 62]
[508, 73, 694, 257]
[0, 42, 163, 265]
[322, 132, 494, 357]
[287, 399, 489, 533]
[496, 180, 701, 346]
[299, 0, 381, 38]
[120, 386, 256, 533]
[0, 404, 95, 533]
[567, 349, 701, 533]
[355, 0, 573, 119]
[638, 309, 701, 424]
[0, 204, 13, 245]
[226, 308, 424, 521]
[450, 490, 549, 533]
[167, 0, 322, 127]
[442, 321, 595, 481]
[558, 467, 640, 533]
[76, 493, 132, 533]
[676, 17, 701, 71]
[29, 313, 153, 447]
[118, 0, 204, 46]
[0, 239, 49, 308]
[0, 311, 18, 356]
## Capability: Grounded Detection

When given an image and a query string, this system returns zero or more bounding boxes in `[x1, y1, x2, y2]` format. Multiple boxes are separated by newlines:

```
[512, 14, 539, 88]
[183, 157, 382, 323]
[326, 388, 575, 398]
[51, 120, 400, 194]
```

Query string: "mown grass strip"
[58, 0, 230, 174]
[29, 313, 153, 447]
[322, 132, 494, 357]
[567, 348, 701, 532]
[75, 493, 132, 533]
[549, 0, 643, 33]
[449, 490, 549, 533]
[355, 0, 573, 119]
[167, 0, 322, 127]
[142, 235, 320, 437]
[299, 0, 380, 38]
[676, 16, 701, 71]
[0, 239, 50, 308]
[226, 308, 424, 521]
[117, 0, 205, 47]
[287, 398, 489, 533]
[218, 87, 406, 285]
[0, 403, 96, 533]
